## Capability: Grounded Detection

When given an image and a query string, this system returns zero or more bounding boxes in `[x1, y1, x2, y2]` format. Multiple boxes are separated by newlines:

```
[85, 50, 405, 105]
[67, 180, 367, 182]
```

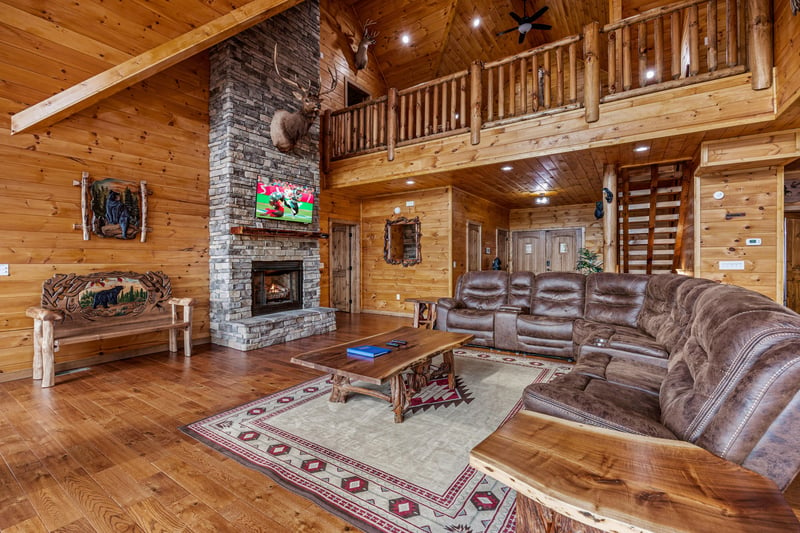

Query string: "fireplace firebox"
[252, 260, 304, 316]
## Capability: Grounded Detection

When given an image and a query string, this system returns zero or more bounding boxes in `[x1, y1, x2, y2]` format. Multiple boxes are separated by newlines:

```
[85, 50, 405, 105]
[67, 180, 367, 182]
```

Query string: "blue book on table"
[347, 345, 391, 358]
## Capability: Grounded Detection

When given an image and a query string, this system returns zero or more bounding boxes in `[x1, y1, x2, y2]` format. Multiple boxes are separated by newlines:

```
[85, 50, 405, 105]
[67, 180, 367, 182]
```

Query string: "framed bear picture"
[89, 178, 143, 240]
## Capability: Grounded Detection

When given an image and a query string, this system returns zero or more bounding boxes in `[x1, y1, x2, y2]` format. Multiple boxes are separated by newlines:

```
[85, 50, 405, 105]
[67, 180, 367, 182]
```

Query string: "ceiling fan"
[496, 1, 552, 44]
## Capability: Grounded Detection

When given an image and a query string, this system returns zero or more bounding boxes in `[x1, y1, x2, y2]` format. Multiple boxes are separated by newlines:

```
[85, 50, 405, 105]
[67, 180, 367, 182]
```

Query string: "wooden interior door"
[546, 228, 581, 272]
[785, 215, 800, 311]
[331, 223, 353, 312]
[512, 230, 546, 272]
[496, 228, 510, 271]
[467, 221, 482, 271]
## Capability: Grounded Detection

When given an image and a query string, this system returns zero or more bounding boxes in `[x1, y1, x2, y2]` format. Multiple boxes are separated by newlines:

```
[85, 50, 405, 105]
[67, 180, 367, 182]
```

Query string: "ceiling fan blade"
[496, 26, 519, 36]
[518, 31, 527, 44]
[527, 5, 549, 22]
[531, 23, 552, 30]
[509, 11, 523, 24]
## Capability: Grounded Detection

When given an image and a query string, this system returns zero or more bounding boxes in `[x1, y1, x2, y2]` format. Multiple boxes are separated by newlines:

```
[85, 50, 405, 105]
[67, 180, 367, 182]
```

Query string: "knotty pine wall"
[0, 57, 210, 379]
[774, 0, 800, 116]
[696, 167, 782, 299]
[361, 188, 452, 314]
[319, 0, 387, 111]
[510, 202, 603, 253]
[318, 189, 361, 307]
[451, 188, 511, 285]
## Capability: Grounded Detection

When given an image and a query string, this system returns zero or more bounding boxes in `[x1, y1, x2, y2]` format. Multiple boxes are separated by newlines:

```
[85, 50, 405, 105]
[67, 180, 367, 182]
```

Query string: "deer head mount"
[355, 19, 378, 71]
[269, 44, 337, 153]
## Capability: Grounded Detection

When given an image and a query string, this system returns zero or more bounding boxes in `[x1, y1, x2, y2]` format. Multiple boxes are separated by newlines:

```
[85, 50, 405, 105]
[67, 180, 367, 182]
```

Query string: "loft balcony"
[322, 0, 777, 198]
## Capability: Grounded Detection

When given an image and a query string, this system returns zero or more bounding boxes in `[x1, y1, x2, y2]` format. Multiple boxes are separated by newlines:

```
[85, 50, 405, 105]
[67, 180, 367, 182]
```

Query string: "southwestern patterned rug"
[181, 349, 571, 533]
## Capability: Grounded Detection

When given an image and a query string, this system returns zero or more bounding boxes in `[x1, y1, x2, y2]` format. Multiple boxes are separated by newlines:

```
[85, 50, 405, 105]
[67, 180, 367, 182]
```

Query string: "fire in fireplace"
[252, 260, 303, 315]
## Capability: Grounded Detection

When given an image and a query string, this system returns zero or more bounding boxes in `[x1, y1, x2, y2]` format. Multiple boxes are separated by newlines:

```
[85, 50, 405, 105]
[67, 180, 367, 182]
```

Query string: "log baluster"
[532, 55, 540, 111]
[556, 46, 564, 107]
[671, 11, 681, 79]
[459, 75, 467, 129]
[608, 30, 618, 94]
[638, 21, 648, 87]
[498, 63, 505, 119]
[542, 51, 551, 109]
[424, 86, 431, 136]
[708, 0, 718, 72]
[487, 67, 494, 121]
[520, 56, 528, 113]
[688, 4, 700, 76]
[726, 0, 737, 67]
[450, 78, 457, 130]
[399, 93, 407, 142]
[622, 25, 632, 90]
[569, 42, 577, 103]
[654, 16, 664, 83]
[508, 61, 516, 116]
[470, 61, 482, 145]
[387, 88, 397, 161]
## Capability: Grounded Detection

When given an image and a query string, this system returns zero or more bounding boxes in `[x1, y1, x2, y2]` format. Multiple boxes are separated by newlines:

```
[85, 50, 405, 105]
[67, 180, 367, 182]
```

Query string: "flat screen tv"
[255, 177, 314, 224]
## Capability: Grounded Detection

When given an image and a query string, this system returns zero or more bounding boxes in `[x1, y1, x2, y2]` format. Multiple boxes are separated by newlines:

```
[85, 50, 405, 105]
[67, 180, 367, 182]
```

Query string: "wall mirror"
[384, 216, 421, 266]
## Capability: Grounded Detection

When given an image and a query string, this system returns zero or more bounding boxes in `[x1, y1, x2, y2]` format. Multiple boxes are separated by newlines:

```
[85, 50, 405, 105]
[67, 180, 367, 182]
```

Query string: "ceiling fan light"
[401, 34, 411, 45]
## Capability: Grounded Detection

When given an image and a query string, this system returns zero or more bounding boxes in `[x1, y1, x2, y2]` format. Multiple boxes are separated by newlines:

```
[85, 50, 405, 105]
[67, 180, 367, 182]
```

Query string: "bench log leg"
[41, 320, 55, 388]
[32, 319, 43, 381]
[183, 306, 193, 357]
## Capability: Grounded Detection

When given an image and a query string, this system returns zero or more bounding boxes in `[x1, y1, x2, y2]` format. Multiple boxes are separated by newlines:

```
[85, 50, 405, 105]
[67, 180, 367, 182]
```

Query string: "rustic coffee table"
[290, 326, 473, 423]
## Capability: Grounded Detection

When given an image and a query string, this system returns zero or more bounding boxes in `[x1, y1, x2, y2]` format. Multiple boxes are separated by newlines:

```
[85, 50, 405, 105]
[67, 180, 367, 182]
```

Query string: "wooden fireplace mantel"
[230, 226, 329, 239]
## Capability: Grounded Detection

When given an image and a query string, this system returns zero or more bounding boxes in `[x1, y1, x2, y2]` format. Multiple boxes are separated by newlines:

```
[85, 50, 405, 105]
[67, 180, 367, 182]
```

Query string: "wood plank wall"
[0, 53, 210, 378]
[319, 0, 387, 111]
[696, 167, 782, 299]
[510, 202, 603, 253]
[451, 188, 511, 288]
[360, 188, 452, 315]
[774, 0, 800, 115]
[318, 189, 361, 307]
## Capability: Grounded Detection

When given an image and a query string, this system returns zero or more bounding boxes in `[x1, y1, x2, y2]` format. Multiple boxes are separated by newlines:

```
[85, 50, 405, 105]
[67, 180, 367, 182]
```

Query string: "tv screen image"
[255, 177, 314, 224]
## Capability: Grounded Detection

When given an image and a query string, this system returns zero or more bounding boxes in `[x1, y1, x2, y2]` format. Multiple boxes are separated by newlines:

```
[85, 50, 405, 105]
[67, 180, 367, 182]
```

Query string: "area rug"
[181, 349, 572, 533]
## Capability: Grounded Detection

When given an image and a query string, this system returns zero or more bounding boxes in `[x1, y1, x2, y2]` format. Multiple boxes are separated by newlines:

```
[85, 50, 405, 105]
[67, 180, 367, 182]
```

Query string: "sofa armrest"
[435, 298, 461, 330]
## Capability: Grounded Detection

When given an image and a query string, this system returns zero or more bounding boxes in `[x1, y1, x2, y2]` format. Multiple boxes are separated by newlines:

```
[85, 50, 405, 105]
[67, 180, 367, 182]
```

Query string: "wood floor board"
[1, 311, 795, 531]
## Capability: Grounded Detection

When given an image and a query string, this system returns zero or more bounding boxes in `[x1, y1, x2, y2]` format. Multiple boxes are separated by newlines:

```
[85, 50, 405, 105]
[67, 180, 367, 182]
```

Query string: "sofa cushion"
[523, 373, 677, 439]
[517, 315, 574, 341]
[660, 284, 800, 443]
[457, 271, 509, 310]
[508, 272, 534, 312]
[573, 319, 668, 365]
[572, 353, 666, 396]
[584, 273, 648, 328]
[446, 308, 495, 332]
[531, 272, 586, 318]
[637, 274, 691, 342]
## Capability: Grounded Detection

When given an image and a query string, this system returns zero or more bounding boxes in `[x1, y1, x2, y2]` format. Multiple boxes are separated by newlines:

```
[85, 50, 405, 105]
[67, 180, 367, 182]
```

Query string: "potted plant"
[576, 247, 603, 274]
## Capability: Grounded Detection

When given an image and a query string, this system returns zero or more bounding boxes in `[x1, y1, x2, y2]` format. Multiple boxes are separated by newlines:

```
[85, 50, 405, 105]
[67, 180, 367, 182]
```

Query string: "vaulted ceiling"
[340, 0, 609, 90]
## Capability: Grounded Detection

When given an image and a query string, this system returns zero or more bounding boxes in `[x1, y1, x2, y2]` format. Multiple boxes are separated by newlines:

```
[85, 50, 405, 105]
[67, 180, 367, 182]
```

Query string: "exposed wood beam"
[10, 0, 303, 135]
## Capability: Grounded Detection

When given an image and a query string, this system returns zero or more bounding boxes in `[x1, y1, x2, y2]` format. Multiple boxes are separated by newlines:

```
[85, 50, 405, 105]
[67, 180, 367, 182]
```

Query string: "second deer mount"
[355, 19, 378, 71]
[270, 44, 338, 154]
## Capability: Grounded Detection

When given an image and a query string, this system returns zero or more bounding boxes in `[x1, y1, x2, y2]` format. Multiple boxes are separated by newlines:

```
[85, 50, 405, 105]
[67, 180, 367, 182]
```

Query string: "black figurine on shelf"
[492, 257, 502, 270]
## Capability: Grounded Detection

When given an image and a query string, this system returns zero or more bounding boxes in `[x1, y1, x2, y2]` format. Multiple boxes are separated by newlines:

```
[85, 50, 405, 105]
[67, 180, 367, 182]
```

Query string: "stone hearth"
[208, 0, 336, 351]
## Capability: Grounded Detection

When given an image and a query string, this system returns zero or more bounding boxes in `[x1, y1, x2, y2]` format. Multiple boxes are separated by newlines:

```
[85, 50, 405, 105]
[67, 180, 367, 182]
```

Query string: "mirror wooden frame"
[384, 216, 421, 267]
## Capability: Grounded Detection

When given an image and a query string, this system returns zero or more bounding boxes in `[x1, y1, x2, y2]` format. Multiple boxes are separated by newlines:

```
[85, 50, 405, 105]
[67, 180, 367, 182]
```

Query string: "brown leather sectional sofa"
[436, 271, 800, 490]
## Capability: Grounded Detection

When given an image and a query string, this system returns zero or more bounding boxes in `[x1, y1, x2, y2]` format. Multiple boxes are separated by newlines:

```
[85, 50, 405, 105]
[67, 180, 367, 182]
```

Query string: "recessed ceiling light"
[501, 165, 513, 171]
[401, 34, 411, 45]
[406, 179, 415, 185]
[634, 145, 649, 152]
[472, 17, 481, 28]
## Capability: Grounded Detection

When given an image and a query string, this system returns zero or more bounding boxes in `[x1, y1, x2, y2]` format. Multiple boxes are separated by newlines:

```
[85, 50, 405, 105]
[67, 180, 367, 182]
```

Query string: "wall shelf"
[230, 226, 329, 239]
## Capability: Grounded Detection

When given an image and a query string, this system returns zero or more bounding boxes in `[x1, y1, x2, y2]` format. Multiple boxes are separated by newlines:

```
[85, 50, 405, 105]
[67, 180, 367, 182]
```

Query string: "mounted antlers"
[355, 19, 378, 70]
[269, 44, 338, 153]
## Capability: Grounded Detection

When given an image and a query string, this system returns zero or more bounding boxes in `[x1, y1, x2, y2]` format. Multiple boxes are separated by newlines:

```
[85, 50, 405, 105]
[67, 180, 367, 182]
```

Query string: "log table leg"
[517, 495, 605, 533]
[408, 360, 430, 393]
[442, 349, 455, 390]
[329, 374, 350, 403]
[390, 373, 409, 423]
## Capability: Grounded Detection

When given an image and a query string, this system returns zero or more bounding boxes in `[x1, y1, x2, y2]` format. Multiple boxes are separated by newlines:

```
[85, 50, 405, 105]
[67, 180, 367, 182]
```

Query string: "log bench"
[26, 271, 194, 387]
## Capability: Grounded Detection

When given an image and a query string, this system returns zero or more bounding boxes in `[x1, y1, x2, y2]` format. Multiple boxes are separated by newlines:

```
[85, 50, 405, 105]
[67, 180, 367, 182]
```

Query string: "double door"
[511, 228, 582, 273]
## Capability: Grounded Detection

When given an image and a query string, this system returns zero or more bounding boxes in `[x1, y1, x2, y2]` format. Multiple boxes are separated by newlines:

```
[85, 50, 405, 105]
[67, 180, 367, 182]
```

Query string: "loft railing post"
[748, 0, 773, 90]
[584, 21, 600, 123]
[603, 164, 618, 273]
[470, 60, 482, 145]
[387, 87, 398, 161]
[321, 109, 331, 174]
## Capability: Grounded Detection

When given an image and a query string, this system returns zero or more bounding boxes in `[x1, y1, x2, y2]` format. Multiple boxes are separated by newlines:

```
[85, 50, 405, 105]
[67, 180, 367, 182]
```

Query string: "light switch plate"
[719, 260, 745, 270]
[0, 264, 8, 276]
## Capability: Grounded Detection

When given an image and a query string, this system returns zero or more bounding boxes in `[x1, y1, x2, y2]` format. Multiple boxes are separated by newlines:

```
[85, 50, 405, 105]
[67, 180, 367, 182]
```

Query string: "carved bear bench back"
[26, 271, 195, 387]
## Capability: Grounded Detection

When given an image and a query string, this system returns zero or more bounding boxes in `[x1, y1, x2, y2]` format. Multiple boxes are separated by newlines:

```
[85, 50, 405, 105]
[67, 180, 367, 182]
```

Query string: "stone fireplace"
[207, 0, 336, 351]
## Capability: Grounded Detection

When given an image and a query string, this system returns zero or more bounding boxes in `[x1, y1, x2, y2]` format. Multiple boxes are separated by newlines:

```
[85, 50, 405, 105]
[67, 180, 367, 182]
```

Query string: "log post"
[584, 21, 600, 123]
[321, 109, 331, 174]
[387, 88, 398, 162]
[470, 60, 482, 145]
[603, 164, 618, 273]
[747, 0, 773, 90]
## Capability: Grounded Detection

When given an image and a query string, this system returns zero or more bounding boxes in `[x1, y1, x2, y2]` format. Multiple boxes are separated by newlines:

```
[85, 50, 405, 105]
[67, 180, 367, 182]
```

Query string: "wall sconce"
[535, 193, 549, 205]
[394, 207, 401, 215]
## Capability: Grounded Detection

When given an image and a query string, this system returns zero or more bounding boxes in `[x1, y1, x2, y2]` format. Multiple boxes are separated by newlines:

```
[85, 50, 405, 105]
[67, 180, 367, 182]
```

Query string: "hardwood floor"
[2, 311, 799, 531]
[0, 312, 407, 533]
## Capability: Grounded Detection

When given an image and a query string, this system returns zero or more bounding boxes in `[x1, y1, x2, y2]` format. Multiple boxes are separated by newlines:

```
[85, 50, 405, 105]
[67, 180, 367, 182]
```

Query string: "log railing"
[601, 0, 753, 101]
[322, 0, 771, 166]
[483, 35, 584, 127]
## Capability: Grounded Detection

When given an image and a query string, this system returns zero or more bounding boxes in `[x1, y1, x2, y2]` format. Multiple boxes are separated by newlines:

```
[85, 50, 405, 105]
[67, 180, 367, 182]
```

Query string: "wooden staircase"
[618, 161, 691, 274]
